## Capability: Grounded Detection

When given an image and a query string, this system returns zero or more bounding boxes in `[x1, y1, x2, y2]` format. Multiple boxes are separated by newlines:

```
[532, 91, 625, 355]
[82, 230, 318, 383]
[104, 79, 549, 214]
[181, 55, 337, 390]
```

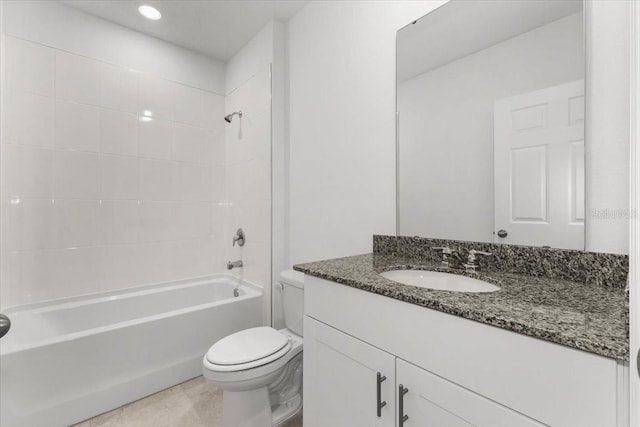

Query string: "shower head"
[224, 111, 243, 123]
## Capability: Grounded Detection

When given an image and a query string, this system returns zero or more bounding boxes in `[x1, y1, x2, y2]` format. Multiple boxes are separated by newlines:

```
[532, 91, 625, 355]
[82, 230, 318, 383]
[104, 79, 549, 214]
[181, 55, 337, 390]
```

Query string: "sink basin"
[380, 270, 500, 293]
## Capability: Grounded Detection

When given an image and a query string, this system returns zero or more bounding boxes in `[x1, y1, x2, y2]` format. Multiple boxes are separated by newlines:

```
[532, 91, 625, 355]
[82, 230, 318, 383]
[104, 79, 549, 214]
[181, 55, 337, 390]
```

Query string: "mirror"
[397, 0, 585, 250]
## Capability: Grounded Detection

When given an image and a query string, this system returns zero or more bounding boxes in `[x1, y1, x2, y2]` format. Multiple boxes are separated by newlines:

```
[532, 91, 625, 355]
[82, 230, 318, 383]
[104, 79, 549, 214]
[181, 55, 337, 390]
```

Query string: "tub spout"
[227, 260, 243, 270]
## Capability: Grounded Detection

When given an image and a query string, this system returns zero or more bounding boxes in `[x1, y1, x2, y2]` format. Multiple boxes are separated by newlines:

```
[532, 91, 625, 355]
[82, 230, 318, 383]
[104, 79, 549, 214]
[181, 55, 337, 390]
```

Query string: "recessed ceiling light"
[138, 4, 162, 20]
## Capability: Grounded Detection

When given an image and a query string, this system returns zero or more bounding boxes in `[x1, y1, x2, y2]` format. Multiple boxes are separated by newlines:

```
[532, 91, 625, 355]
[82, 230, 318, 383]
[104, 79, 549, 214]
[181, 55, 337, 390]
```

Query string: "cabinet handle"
[376, 372, 387, 417]
[399, 384, 409, 426]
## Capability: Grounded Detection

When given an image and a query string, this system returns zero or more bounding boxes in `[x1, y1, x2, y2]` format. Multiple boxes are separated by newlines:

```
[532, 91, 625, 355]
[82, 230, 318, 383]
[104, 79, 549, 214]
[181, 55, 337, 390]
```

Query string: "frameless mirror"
[397, 0, 585, 250]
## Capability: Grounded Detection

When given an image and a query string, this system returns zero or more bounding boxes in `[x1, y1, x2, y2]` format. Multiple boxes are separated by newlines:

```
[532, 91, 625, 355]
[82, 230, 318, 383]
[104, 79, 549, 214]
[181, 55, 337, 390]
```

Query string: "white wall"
[398, 13, 584, 243]
[586, 0, 631, 254]
[271, 22, 290, 328]
[0, 3, 226, 309]
[288, 0, 630, 259]
[288, 1, 444, 265]
[223, 21, 288, 326]
[2, 1, 225, 94]
[226, 22, 276, 95]
[223, 65, 272, 325]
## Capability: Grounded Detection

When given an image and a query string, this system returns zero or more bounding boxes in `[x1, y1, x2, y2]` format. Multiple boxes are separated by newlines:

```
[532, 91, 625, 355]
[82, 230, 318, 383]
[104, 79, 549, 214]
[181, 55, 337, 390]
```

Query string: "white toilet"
[203, 270, 304, 427]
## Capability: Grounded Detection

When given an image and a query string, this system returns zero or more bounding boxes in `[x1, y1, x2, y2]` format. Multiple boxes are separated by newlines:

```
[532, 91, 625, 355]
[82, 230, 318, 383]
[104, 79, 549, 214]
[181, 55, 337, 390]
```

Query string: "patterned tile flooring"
[72, 376, 303, 427]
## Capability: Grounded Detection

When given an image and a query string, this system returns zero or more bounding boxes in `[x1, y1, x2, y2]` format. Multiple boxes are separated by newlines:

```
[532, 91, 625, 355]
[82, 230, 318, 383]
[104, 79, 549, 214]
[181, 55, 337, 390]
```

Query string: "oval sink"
[380, 270, 500, 293]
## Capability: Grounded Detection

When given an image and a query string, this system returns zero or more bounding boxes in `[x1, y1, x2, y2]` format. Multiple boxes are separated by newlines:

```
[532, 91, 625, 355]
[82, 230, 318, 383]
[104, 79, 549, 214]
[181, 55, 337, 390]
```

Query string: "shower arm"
[224, 110, 243, 123]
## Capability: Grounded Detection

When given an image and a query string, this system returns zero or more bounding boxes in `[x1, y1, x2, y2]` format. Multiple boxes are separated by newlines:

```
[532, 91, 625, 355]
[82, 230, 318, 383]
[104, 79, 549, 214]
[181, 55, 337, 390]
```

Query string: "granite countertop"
[294, 253, 629, 361]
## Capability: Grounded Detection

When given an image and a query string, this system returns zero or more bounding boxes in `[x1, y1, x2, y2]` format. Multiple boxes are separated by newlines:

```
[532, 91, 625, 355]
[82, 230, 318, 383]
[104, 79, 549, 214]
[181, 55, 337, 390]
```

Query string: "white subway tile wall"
[223, 65, 272, 321]
[0, 36, 228, 308]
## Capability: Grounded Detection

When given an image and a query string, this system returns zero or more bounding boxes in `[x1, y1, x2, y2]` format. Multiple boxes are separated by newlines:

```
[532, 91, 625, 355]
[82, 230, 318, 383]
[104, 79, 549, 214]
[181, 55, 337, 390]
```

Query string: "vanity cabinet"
[304, 317, 396, 427]
[305, 316, 546, 427]
[303, 275, 628, 427]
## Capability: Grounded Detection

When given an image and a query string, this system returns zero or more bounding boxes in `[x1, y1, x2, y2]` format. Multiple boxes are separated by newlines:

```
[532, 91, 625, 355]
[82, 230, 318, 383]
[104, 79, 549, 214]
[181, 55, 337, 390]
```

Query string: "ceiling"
[61, 0, 308, 61]
[397, 0, 583, 82]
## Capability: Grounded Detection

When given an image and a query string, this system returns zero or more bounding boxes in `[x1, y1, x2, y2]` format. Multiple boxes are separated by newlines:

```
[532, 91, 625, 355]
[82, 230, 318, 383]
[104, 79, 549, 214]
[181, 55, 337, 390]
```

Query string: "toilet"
[203, 270, 304, 427]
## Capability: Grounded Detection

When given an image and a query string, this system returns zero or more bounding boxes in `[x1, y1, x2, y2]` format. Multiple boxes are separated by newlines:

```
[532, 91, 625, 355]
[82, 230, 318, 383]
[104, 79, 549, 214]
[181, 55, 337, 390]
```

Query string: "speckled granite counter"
[294, 253, 629, 361]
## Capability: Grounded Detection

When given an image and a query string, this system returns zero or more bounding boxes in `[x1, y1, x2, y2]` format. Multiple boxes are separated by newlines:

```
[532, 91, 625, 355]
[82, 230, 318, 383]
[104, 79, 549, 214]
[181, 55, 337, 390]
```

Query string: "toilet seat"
[205, 326, 293, 372]
[206, 342, 292, 372]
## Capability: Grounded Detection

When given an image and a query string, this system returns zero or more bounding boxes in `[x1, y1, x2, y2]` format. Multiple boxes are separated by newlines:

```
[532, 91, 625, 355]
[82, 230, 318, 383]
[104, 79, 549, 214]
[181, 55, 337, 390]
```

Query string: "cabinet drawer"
[398, 359, 545, 426]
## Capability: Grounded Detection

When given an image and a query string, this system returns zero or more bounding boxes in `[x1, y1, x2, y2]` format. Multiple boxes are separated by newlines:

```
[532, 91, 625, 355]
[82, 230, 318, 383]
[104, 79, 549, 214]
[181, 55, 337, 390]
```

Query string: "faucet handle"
[432, 246, 454, 254]
[0, 313, 10, 339]
[233, 228, 245, 247]
[467, 249, 492, 263]
[432, 246, 455, 267]
[469, 249, 492, 255]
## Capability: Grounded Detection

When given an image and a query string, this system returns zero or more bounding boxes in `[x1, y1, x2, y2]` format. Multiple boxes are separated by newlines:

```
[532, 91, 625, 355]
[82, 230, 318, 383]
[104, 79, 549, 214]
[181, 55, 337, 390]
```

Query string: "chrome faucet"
[227, 260, 243, 270]
[463, 249, 492, 273]
[431, 246, 460, 268]
[432, 247, 491, 272]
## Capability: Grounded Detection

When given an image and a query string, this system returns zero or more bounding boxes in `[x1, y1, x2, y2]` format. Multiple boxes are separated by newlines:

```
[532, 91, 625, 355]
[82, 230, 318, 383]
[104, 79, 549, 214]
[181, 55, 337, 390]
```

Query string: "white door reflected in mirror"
[494, 80, 585, 250]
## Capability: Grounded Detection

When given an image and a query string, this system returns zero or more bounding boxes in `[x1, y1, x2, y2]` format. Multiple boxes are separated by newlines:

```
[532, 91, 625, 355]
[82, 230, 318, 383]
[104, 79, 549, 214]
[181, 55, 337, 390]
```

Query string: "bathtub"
[0, 275, 263, 427]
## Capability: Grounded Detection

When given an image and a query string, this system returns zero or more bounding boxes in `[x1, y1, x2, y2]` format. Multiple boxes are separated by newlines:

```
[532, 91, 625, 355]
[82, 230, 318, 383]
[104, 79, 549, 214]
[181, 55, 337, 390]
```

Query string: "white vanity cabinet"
[305, 316, 547, 427]
[304, 317, 396, 427]
[303, 275, 629, 427]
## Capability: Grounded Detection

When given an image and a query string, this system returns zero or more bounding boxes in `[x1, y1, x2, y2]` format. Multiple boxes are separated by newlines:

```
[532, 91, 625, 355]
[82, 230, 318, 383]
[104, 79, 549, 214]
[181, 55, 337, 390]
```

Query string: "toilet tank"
[279, 270, 305, 336]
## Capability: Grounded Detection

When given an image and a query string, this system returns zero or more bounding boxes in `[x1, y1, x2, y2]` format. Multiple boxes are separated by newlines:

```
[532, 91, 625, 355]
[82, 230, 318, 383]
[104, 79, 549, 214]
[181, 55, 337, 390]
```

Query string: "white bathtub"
[0, 275, 263, 427]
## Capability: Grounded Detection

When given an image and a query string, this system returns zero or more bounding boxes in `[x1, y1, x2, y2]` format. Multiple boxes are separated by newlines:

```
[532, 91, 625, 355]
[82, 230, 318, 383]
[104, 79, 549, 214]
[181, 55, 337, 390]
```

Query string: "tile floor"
[72, 376, 303, 427]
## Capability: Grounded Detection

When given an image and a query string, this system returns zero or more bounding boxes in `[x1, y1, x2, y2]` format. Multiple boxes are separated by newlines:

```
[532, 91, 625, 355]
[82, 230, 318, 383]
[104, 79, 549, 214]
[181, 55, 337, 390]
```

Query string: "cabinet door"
[397, 359, 546, 427]
[304, 316, 396, 427]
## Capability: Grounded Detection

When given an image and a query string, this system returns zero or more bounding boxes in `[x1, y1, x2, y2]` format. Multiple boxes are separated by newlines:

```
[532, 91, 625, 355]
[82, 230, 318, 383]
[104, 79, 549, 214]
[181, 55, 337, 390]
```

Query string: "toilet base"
[223, 387, 272, 427]
[221, 388, 302, 427]
[270, 352, 303, 426]
[272, 394, 302, 426]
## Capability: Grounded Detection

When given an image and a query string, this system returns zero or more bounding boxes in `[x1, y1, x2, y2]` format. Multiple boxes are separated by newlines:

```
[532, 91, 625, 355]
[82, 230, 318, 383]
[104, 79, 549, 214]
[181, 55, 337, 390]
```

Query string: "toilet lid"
[206, 327, 289, 366]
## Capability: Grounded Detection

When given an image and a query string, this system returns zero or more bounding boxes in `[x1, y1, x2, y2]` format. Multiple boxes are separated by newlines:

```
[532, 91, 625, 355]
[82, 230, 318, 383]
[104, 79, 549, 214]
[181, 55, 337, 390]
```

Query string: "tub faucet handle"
[0, 314, 10, 339]
[233, 228, 245, 247]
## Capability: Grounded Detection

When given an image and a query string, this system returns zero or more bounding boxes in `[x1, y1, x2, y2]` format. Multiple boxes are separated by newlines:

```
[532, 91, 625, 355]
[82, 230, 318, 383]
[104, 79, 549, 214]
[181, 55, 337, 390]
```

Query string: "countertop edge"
[294, 264, 629, 362]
